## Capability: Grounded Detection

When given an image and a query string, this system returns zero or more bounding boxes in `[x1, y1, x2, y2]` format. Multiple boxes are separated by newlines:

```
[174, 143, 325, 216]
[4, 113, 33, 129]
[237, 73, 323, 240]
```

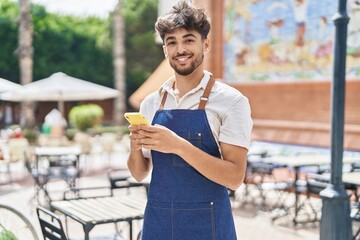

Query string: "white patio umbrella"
[0, 78, 22, 93]
[0, 72, 119, 114]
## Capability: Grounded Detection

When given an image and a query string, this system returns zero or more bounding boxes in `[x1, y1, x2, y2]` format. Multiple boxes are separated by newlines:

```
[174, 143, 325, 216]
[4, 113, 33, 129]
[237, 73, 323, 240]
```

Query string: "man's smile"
[175, 55, 192, 64]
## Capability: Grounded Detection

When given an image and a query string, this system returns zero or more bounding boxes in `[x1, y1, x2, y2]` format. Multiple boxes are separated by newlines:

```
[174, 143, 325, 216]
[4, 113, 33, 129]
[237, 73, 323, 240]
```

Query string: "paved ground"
[0, 175, 320, 240]
[0, 145, 322, 240]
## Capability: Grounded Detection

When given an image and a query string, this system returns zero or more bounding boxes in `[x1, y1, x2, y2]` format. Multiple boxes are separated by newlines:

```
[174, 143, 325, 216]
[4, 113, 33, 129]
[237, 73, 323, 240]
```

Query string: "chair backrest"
[351, 162, 360, 172]
[249, 161, 274, 175]
[36, 206, 68, 240]
[306, 173, 329, 195]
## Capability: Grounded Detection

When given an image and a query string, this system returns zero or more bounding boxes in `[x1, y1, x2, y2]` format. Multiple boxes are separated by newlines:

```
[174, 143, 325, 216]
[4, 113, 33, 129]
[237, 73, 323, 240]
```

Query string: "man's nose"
[176, 43, 187, 54]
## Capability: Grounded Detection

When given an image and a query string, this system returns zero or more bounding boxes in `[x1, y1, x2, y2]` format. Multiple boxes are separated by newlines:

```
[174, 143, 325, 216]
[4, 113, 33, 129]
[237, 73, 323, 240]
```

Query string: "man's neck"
[174, 68, 205, 97]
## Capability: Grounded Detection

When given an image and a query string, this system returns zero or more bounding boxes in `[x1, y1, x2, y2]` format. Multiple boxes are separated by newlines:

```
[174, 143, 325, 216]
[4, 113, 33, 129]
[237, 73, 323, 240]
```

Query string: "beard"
[170, 52, 204, 76]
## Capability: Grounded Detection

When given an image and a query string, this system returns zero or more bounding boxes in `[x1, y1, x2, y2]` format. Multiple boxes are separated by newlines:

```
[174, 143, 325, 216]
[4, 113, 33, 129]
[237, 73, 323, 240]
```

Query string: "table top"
[51, 195, 146, 226]
[343, 172, 360, 186]
[35, 146, 82, 156]
[264, 154, 360, 168]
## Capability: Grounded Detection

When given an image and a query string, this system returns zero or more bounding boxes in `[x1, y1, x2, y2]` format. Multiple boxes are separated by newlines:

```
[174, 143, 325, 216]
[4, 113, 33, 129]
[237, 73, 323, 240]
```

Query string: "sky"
[31, 0, 119, 18]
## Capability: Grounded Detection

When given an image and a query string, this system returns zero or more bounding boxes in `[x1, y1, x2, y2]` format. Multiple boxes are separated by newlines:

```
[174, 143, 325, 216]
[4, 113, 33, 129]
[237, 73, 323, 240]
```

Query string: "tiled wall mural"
[224, 0, 360, 82]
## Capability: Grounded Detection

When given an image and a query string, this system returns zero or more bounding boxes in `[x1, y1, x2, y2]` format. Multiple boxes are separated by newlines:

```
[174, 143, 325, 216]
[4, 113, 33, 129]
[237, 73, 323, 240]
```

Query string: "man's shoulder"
[212, 80, 247, 100]
[142, 91, 160, 103]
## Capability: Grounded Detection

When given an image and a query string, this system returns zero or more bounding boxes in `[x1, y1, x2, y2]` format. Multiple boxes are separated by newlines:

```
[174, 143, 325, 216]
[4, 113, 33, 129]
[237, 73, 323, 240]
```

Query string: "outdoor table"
[35, 146, 82, 171]
[343, 172, 360, 186]
[33, 146, 82, 203]
[35, 146, 82, 157]
[264, 154, 360, 226]
[50, 195, 146, 240]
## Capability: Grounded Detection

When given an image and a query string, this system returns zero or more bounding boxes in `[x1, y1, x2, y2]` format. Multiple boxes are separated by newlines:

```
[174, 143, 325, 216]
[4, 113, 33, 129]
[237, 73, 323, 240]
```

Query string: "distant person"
[292, 0, 309, 46]
[127, 1, 252, 239]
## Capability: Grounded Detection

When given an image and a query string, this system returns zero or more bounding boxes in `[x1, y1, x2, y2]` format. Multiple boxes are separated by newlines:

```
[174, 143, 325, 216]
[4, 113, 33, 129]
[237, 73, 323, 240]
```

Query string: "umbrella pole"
[58, 100, 64, 117]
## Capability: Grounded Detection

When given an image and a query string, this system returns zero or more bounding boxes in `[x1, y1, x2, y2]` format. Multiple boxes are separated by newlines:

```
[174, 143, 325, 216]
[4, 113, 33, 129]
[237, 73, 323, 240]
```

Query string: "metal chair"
[244, 160, 292, 212]
[25, 151, 52, 207]
[107, 168, 149, 196]
[36, 206, 68, 240]
[351, 201, 360, 240]
[25, 150, 81, 207]
[300, 173, 329, 223]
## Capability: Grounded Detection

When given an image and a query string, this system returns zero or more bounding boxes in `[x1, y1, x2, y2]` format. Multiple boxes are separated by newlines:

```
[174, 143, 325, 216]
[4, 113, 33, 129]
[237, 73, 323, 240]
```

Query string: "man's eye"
[167, 42, 175, 46]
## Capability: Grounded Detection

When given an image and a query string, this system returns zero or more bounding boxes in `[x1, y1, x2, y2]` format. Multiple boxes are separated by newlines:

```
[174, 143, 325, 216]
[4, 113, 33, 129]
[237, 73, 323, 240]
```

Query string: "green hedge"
[0, 0, 163, 107]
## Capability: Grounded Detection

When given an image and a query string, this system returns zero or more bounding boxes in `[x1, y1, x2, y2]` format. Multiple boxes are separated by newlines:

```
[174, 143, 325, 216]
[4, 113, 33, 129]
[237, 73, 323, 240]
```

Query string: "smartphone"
[124, 112, 150, 126]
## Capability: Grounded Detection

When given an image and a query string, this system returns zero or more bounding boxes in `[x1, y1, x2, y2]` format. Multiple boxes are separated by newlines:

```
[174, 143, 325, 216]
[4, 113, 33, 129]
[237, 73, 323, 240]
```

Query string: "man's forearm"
[127, 150, 151, 182]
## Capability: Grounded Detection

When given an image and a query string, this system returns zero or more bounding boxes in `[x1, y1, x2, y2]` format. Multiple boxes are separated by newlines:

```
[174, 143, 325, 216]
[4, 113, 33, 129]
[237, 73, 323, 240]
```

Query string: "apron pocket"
[172, 131, 202, 167]
[142, 203, 172, 240]
[173, 202, 216, 240]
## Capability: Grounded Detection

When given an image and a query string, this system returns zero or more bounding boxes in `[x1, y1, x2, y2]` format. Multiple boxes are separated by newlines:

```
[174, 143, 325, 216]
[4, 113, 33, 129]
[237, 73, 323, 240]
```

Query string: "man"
[127, 1, 252, 239]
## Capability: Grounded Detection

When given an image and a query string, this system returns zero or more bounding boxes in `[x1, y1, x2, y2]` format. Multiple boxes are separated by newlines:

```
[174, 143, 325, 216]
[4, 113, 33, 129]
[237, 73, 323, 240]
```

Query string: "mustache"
[174, 52, 192, 58]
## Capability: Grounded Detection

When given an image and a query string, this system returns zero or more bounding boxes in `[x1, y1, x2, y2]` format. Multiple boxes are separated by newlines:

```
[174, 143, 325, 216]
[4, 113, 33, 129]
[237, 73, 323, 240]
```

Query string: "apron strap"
[198, 75, 215, 110]
[158, 75, 215, 110]
[159, 78, 175, 110]
[159, 91, 168, 110]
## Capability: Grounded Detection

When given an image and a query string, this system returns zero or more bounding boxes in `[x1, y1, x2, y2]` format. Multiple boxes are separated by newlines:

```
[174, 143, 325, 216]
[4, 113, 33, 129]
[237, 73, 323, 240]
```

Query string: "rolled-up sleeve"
[219, 96, 253, 149]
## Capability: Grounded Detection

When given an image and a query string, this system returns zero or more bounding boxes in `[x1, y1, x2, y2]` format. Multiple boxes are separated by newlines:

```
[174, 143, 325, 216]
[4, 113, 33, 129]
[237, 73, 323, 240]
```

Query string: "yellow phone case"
[124, 112, 150, 126]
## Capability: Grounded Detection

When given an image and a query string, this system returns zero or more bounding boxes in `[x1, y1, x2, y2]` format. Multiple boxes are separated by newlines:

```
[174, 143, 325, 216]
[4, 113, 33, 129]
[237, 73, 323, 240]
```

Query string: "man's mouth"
[175, 55, 191, 63]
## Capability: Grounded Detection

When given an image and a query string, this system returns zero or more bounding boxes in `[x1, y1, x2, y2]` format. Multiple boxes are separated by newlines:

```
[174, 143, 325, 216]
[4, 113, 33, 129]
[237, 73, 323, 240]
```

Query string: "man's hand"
[136, 124, 185, 154]
[128, 125, 145, 151]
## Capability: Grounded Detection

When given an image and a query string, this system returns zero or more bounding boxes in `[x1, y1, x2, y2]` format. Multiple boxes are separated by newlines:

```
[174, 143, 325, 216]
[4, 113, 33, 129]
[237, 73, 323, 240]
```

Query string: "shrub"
[68, 104, 104, 131]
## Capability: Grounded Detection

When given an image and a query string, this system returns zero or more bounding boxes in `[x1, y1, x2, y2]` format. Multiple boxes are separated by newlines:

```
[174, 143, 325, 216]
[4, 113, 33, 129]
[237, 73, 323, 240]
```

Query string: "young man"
[127, 1, 252, 239]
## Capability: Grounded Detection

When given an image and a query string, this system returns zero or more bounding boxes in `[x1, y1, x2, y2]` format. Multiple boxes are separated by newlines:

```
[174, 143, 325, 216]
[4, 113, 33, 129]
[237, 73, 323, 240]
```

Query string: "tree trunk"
[113, 0, 127, 125]
[18, 0, 35, 128]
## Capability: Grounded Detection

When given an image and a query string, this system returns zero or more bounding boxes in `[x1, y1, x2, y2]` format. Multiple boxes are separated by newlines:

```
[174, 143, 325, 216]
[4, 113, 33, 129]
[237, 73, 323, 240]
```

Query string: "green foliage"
[121, 0, 164, 100]
[0, 0, 113, 87]
[0, 230, 18, 240]
[87, 125, 129, 137]
[68, 104, 104, 131]
[0, 223, 18, 240]
[64, 128, 78, 141]
[0, 0, 20, 81]
[0, 0, 163, 109]
[23, 127, 39, 145]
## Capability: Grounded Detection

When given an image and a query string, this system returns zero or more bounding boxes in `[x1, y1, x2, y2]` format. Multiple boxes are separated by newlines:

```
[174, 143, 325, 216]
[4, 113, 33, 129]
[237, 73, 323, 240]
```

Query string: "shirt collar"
[158, 70, 212, 96]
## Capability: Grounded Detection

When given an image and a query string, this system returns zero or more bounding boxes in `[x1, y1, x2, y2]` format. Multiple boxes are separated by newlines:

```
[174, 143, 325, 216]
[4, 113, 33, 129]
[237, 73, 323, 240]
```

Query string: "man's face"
[163, 28, 209, 76]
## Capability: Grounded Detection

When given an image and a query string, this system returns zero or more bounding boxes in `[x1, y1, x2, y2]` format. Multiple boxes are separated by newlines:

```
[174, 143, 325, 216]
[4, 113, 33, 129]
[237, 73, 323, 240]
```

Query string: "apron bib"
[141, 76, 237, 240]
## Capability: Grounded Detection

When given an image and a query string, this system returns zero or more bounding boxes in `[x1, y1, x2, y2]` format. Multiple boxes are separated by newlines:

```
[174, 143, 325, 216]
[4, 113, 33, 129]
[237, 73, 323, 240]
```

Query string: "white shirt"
[140, 70, 253, 159]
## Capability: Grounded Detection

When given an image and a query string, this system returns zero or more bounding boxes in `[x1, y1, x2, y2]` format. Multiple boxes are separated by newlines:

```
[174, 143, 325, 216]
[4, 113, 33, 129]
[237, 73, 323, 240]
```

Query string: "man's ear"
[163, 45, 168, 58]
[204, 38, 210, 53]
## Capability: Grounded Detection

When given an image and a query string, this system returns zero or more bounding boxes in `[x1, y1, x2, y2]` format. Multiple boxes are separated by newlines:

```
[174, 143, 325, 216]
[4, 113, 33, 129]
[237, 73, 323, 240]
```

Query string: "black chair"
[107, 168, 149, 196]
[244, 160, 292, 211]
[46, 154, 80, 189]
[351, 201, 360, 240]
[300, 173, 329, 223]
[37, 206, 68, 240]
[25, 151, 81, 207]
[25, 151, 52, 207]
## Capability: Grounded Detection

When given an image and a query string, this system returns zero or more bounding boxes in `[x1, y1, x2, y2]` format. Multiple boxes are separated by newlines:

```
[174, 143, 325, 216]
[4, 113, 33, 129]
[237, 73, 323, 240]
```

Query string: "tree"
[18, 0, 35, 127]
[113, 0, 126, 125]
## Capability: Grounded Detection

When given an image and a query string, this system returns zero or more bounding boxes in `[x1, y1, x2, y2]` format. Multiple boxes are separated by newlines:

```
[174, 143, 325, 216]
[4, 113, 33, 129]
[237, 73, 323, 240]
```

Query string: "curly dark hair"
[155, 0, 211, 42]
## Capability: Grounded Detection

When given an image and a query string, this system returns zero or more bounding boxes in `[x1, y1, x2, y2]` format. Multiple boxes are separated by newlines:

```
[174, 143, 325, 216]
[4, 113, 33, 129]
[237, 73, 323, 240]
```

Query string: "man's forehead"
[164, 28, 199, 40]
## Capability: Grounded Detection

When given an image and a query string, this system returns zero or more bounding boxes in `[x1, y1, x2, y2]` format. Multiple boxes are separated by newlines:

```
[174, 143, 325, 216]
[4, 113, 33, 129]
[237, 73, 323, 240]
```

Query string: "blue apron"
[141, 76, 237, 240]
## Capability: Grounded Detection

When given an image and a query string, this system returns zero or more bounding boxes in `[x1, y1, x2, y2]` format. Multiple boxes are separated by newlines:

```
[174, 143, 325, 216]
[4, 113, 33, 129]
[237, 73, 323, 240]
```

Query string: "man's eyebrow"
[165, 33, 197, 43]
[165, 36, 176, 43]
